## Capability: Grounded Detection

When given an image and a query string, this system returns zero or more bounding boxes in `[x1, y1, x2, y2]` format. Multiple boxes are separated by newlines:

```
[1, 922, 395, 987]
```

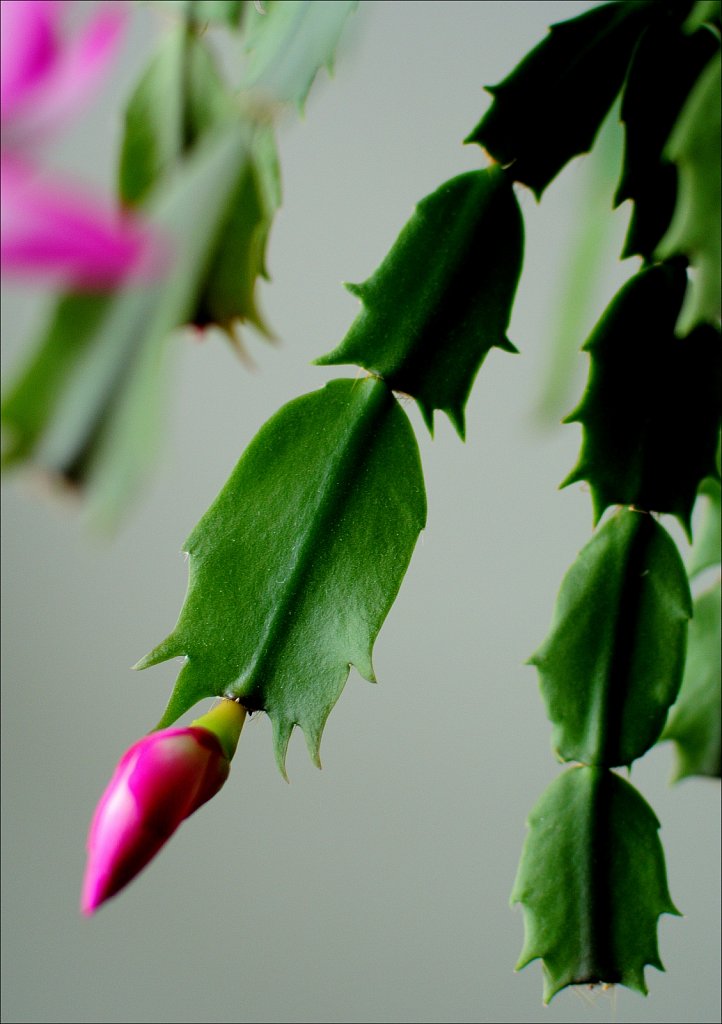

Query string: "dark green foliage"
[529, 510, 692, 767]
[316, 168, 523, 437]
[515, 3, 721, 990]
[137, 378, 426, 774]
[615, 16, 719, 259]
[562, 263, 722, 535]
[465, 1, 654, 197]
[662, 583, 722, 780]
[511, 766, 679, 1002]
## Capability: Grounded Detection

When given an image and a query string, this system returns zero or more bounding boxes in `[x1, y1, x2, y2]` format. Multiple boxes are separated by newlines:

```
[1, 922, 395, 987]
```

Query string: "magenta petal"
[1, 155, 155, 287]
[0, 1, 63, 122]
[0, 3, 162, 291]
[1, 1, 126, 142]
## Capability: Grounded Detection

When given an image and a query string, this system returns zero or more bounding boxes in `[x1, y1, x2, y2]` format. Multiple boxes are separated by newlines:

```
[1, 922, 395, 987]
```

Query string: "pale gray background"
[2, 3, 720, 1022]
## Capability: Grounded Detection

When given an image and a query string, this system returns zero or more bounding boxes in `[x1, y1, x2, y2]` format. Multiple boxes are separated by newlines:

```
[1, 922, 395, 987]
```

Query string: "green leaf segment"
[316, 168, 523, 437]
[512, 767, 679, 1002]
[529, 510, 692, 768]
[137, 378, 427, 775]
[465, 1, 654, 197]
[561, 262, 722, 536]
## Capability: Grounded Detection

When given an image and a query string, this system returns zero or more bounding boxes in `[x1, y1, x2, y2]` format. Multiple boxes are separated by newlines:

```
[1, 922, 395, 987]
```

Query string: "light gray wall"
[2, 3, 720, 1022]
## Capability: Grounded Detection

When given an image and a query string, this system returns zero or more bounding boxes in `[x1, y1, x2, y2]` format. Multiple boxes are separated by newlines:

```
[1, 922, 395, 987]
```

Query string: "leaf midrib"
[234, 379, 390, 706]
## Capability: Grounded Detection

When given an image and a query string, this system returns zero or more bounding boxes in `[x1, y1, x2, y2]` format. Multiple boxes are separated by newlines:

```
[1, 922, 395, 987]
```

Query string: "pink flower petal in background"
[1, 0, 126, 145]
[0, 1, 65, 122]
[1, 154, 154, 287]
[0, 0, 162, 288]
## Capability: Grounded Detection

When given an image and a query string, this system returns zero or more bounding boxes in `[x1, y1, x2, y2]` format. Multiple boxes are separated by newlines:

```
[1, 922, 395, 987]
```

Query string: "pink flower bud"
[81, 700, 246, 916]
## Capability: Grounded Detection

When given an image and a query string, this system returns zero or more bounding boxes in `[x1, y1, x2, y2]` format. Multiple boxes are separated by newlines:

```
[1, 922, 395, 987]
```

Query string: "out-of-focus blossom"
[81, 700, 246, 916]
[0, 0, 156, 288]
[1, 152, 153, 286]
[1, 0, 124, 145]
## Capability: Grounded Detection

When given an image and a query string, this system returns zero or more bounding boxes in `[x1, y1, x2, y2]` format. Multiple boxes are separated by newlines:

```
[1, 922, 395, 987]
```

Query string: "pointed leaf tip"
[133, 634, 183, 671]
[272, 718, 293, 781]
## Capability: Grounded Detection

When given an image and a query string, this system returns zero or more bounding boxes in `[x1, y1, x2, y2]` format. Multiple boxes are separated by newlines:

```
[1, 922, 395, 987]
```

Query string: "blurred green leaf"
[534, 103, 624, 424]
[192, 125, 280, 336]
[529, 509, 692, 767]
[119, 23, 233, 206]
[192, 0, 246, 28]
[242, 0, 357, 110]
[662, 582, 721, 780]
[1, 294, 111, 473]
[684, 0, 721, 31]
[136, 378, 426, 774]
[657, 51, 722, 334]
[316, 168, 523, 437]
[511, 766, 679, 1002]
[2, 126, 254, 528]
[615, 16, 718, 259]
[141, 1, 246, 29]
[562, 263, 722, 535]
[119, 24, 278, 335]
[688, 476, 722, 578]
[465, 1, 653, 197]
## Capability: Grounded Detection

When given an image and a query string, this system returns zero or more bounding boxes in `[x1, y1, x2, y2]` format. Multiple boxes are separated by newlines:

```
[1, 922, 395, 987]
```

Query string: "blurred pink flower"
[81, 700, 246, 916]
[0, 0, 155, 287]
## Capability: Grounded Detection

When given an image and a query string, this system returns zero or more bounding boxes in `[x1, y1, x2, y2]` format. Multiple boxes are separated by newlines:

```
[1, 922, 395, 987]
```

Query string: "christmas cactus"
[2, 0, 719, 1010]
